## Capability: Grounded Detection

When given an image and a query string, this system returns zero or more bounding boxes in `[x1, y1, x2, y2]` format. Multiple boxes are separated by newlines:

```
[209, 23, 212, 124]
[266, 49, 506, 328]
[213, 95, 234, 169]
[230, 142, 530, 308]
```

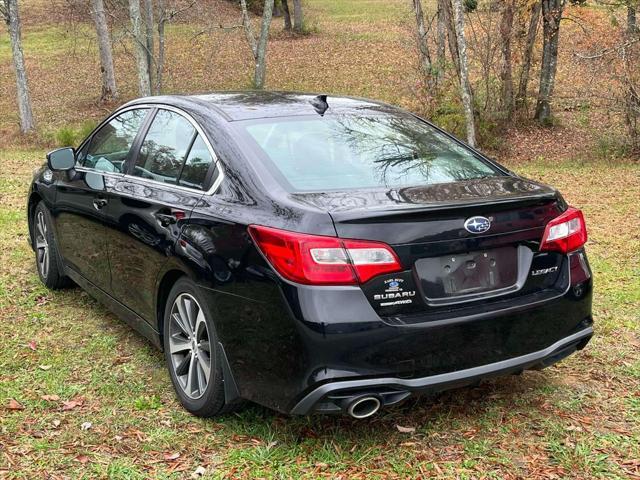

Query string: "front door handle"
[93, 198, 108, 210]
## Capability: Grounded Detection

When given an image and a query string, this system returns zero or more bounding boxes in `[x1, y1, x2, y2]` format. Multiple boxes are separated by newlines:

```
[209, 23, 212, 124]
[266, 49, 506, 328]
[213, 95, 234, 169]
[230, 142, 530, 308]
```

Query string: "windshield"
[240, 114, 502, 192]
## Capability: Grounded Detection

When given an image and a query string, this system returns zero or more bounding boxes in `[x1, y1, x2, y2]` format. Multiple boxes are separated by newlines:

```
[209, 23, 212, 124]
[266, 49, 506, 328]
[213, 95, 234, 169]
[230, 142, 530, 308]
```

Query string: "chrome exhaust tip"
[346, 396, 381, 419]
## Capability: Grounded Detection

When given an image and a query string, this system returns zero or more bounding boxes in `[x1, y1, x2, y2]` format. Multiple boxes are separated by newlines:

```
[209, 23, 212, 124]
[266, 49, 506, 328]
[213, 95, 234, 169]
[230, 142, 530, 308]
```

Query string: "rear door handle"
[93, 198, 108, 210]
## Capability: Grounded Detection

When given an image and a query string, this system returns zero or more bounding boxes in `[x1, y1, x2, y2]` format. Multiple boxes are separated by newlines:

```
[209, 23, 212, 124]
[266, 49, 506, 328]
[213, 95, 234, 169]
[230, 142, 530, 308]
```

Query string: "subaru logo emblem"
[464, 216, 491, 234]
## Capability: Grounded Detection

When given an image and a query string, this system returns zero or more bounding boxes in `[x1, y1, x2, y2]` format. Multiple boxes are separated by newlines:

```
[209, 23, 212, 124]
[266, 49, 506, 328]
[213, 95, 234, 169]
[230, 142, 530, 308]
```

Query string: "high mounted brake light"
[248, 225, 402, 285]
[540, 207, 587, 254]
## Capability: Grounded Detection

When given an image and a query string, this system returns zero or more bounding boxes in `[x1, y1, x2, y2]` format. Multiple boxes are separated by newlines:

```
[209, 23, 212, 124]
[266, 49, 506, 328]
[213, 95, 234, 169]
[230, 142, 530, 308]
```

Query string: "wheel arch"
[154, 266, 243, 407]
[155, 269, 188, 349]
[27, 191, 43, 249]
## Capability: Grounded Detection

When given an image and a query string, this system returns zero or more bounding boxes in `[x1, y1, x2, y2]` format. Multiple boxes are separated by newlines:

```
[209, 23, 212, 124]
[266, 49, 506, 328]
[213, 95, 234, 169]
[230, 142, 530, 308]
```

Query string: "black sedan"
[28, 92, 593, 418]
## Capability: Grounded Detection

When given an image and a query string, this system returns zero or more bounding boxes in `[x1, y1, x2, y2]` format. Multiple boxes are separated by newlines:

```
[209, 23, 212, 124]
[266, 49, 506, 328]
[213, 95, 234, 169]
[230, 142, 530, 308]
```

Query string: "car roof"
[127, 91, 406, 122]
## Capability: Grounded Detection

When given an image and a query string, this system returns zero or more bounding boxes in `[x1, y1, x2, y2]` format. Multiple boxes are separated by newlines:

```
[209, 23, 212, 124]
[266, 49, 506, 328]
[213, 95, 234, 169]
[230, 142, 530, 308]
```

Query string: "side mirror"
[47, 147, 76, 171]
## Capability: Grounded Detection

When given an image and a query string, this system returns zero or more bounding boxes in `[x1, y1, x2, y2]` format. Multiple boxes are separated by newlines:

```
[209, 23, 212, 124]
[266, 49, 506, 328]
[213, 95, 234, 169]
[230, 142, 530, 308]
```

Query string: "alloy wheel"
[35, 211, 49, 279]
[168, 293, 212, 399]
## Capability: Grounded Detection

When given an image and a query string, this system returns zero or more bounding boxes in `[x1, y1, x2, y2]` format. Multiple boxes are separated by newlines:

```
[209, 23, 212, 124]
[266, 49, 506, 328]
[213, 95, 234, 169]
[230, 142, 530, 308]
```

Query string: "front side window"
[241, 114, 502, 192]
[83, 109, 149, 173]
[132, 109, 196, 185]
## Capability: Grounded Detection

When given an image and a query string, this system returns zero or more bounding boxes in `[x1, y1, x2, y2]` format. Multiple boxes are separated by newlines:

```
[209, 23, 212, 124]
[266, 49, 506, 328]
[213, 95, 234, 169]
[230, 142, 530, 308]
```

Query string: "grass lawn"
[0, 0, 639, 478]
[1, 150, 638, 479]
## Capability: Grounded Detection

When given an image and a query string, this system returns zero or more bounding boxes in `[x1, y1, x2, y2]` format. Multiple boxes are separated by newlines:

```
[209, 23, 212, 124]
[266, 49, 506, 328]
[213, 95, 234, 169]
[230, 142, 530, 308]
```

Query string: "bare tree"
[516, 1, 541, 111]
[436, 0, 446, 68]
[535, 0, 566, 124]
[628, 1, 638, 33]
[500, 0, 515, 118]
[292, 0, 303, 33]
[154, 0, 195, 94]
[156, 0, 166, 93]
[240, 0, 275, 89]
[144, 0, 155, 90]
[413, 0, 435, 89]
[128, 0, 152, 96]
[452, 0, 476, 146]
[1, 0, 34, 133]
[439, 0, 461, 78]
[89, 0, 118, 102]
[282, 0, 291, 30]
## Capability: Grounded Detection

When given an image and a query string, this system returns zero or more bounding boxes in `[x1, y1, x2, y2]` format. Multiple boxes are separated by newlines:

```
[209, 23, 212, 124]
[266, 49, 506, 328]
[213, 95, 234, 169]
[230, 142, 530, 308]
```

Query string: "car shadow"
[218, 370, 555, 444]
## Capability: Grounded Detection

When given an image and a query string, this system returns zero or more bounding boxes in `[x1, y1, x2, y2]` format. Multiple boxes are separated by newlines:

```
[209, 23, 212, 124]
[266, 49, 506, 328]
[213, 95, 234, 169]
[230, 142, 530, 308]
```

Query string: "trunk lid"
[292, 176, 568, 319]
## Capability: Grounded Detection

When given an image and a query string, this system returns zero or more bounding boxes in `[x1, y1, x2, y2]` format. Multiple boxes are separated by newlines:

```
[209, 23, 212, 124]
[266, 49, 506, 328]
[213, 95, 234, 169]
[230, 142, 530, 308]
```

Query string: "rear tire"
[163, 277, 235, 417]
[32, 202, 70, 290]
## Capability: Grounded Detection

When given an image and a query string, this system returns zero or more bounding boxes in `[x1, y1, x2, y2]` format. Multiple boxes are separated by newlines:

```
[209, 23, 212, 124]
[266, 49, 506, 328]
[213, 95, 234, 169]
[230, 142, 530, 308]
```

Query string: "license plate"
[415, 246, 518, 300]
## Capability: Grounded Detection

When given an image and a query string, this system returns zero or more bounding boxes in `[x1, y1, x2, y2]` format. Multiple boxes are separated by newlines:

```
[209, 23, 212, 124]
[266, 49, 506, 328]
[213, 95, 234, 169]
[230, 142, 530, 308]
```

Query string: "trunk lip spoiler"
[329, 191, 560, 221]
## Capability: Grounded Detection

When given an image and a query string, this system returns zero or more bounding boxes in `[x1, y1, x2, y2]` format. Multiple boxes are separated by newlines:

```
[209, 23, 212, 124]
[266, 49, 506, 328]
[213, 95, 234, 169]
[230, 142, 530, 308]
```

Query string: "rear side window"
[82, 108, 149, 173]
[179, 134, 215, 190]
[132, 109, 196, 185]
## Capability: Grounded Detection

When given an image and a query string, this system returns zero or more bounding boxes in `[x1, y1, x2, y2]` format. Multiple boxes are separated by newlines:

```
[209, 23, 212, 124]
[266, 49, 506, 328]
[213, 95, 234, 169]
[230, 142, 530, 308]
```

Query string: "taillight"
[540, 207, 587, 254]
[248, 225, 402, 285]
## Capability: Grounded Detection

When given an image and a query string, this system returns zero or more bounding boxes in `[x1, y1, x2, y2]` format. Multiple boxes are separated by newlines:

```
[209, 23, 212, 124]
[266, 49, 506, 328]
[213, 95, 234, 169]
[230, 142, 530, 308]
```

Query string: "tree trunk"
[89, 0, 118, 102]
[282, 0, 291, 30]
[499, 0, 515, 119]
[128, 0, 151, 96]
[516, 1, 541, 111]
[440, 0, 460, 78]
[5, 0, 35, 133]
[240, 0, 258, 58]
[156, 0, 166, 94]
[436, 0, 446, 70]
[144, 0, 155, 92]
[624, 81, 640, 152]
[452, 0, 476, 146]
[535, 0, 565, 124]
[413, 0, 434, 88]
[628, 4, 637, 34]
[254, 0, 275, 88]
[292, 0, 303, 33]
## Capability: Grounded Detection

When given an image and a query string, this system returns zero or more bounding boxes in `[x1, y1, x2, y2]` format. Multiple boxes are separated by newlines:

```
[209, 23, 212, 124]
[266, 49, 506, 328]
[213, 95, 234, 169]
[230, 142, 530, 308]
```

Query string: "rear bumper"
[290, 326, 593, 414]
[210, 250, 593, 414]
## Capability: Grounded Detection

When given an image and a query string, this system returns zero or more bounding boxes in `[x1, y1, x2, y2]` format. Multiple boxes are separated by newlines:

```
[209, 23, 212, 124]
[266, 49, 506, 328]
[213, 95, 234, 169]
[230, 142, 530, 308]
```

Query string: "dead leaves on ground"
[7, 398, 24, 411]
[61, 397, 84, 411]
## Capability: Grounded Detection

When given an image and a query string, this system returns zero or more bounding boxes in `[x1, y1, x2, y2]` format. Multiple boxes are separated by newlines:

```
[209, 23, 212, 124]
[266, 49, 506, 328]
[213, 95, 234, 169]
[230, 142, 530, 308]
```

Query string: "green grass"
[0, 0, 639, 477]
[0, 149, 638, 478]
[0, 26, 89, 62]
[306, 0, 410, 23]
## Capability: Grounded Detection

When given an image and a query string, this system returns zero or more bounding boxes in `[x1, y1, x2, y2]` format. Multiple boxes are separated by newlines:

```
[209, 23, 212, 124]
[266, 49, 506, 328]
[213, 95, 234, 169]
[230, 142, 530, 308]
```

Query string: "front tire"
[32, 202, 69, 290]
[163, 277, 230, 417]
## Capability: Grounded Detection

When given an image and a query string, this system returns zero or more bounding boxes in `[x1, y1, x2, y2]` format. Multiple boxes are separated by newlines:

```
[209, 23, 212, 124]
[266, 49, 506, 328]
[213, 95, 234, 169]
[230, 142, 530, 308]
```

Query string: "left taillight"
[248, 225, 402, 285]
[540, 207, 587, 254]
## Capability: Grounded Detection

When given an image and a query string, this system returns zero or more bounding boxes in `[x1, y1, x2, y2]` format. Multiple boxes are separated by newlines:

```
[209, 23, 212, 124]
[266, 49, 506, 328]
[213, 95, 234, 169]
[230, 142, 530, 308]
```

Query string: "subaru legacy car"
[28, 92, 593, 419]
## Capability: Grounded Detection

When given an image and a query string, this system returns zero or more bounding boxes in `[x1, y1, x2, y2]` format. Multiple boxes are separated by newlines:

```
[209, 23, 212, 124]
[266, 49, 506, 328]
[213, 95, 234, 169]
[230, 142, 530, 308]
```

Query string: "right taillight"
[248, 225, 402, 285]
[540, 207, 587, 254]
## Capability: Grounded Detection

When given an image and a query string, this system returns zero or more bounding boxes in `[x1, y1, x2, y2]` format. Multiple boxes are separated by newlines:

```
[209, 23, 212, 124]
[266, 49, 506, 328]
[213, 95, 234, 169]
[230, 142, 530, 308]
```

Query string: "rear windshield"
[240, 115, 502, 192]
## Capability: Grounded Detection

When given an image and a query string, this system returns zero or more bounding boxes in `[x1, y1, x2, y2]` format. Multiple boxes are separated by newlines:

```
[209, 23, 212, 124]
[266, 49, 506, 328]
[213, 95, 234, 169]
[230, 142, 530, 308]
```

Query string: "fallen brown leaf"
[61, 398, 84, 411]
[396, 425, 416, 433]
[7, 399, 24, 410]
